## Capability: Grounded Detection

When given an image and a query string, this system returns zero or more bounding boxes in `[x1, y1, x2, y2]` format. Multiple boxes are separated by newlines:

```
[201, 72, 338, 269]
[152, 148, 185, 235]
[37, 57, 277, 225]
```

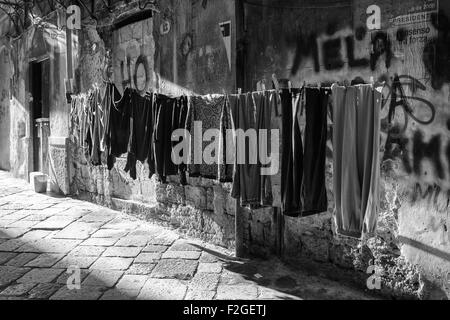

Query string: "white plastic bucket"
[30, 172, 48, 193]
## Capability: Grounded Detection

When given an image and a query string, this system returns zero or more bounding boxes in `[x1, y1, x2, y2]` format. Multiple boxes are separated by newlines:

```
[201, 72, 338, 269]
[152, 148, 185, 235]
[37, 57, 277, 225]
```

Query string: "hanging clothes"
[301, 87, 330, 216]
[280, 87, 330, 217]
[124, 90, 155, 180]
[280, 89, 303, 216]
[106, 87, 131, 171]
[90, 87, 104, 166]
[186, 95, 232, 181]
[229, 91, 274, 207]
[101, 82, 121, 156]
[331, 84, 382, 239]
[171, 95, 190, 184]
[153, 94, 189, 183]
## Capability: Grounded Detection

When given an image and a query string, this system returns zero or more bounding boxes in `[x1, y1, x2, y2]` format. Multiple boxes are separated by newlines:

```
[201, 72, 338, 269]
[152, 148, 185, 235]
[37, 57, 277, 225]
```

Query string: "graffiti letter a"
[67, 5, 81, 30]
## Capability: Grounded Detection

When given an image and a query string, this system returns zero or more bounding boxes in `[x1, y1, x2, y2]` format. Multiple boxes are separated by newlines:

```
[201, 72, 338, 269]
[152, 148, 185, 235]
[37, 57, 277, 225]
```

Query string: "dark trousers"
[280, 88, 329, 217]
[302, 88, 329, 216]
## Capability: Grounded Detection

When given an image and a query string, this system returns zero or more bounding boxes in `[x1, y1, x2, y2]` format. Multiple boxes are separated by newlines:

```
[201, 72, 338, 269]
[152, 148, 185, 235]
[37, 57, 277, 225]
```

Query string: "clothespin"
[288, 80, 292, 93]
[256, 81, 262, 91]
[261, 80, 266, 91]
[272, 74, 280, 93]
[238, 88, 242, 95]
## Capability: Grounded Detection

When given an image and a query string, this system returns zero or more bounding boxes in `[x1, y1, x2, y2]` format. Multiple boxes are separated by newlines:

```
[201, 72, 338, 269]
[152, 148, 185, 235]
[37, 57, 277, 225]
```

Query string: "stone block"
[206, 187, 214, 211]
[185, 186, 207, 209]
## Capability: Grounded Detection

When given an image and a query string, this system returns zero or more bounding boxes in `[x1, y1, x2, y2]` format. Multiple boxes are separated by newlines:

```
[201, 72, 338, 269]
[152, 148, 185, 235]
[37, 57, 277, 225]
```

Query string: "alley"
[0, 171, 376, 300]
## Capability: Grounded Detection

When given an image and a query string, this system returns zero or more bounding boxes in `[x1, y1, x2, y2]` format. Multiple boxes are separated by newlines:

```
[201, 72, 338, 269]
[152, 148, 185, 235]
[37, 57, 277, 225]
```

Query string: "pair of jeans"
[331, 84, 381, 238]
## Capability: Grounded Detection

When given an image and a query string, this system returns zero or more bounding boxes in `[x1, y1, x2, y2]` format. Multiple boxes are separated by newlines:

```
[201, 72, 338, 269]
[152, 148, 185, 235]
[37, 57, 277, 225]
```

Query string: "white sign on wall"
[219, 21, 232, 71]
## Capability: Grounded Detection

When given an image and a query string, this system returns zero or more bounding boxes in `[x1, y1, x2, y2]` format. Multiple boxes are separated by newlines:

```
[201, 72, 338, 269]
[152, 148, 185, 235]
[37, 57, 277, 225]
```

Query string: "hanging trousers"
[280, 88, 329, 217]
[230, 91, 274, 206]
[280, 89, 303, 216]
[302, 88, 330, 216]
[331, 84, 381, 238]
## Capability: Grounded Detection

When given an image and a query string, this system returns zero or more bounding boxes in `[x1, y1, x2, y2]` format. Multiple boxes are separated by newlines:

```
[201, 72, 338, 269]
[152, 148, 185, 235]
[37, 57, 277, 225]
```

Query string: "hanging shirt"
[124, 90, 156, 180]
[186, 95, 232, 181]
[106, 87, 131, 170]
[153, 94, 189, 183]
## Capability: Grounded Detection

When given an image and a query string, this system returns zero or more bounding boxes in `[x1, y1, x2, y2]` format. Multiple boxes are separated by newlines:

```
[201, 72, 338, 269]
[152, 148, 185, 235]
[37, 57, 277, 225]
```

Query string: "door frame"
[28, 55, 51, 174]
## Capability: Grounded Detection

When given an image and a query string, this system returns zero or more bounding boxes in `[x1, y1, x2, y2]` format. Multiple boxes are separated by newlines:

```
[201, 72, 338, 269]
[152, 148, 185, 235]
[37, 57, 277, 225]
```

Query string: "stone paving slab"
[0, 252, 18, 264]
[102, 246, 142, 258]
[90, 257, 134, 271]
[0, 266, 31, 287]
[5, 253, 40, 267]
[28, 283, 62, 300]
[151, 259, 198, 280]
[138, 279, 187, 300]
[100, 288, 138, 300]
[50, 286, 106, 300]
[25, 254, 65, 268]
[17, 268, 65, 284]
[70, 246, 106, 257]
[82, 270, 123, 288]
[0, 170, 379, 300]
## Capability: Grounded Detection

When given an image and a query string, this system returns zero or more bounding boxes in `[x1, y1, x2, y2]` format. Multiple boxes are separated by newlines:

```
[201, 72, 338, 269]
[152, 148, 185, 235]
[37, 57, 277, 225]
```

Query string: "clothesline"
[69, 81, 383, 247]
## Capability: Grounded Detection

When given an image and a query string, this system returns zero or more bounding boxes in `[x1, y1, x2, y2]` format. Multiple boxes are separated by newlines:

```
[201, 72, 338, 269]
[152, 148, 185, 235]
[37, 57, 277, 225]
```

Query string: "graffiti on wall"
[380, 74, 436, 136]
[114, 18, 154, 94]
[288, 24, 395, 75]
[120, 53, 151, 95]
[265, 2, 449, 208]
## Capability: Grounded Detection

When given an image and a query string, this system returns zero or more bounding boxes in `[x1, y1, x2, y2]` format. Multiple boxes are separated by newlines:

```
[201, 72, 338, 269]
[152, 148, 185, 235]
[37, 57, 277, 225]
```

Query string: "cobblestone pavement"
[0, 171, 377, 300]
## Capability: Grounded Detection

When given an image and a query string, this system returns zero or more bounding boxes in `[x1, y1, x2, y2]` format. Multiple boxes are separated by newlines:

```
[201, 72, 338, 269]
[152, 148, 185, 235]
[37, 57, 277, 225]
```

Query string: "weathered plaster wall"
[8, 36, 30, 180]
[0, 44, 11, 170]
[154, 0, 235, 95]
[242, 0, 450, 299]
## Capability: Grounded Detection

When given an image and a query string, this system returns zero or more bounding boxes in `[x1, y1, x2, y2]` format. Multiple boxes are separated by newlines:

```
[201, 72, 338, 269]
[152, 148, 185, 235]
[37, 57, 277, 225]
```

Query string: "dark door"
[31, 59, 50, 174]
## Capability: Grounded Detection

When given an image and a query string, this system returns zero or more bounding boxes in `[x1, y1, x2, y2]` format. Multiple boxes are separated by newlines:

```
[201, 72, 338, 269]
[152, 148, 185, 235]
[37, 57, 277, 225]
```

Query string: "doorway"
[30, 58, 50, 175]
